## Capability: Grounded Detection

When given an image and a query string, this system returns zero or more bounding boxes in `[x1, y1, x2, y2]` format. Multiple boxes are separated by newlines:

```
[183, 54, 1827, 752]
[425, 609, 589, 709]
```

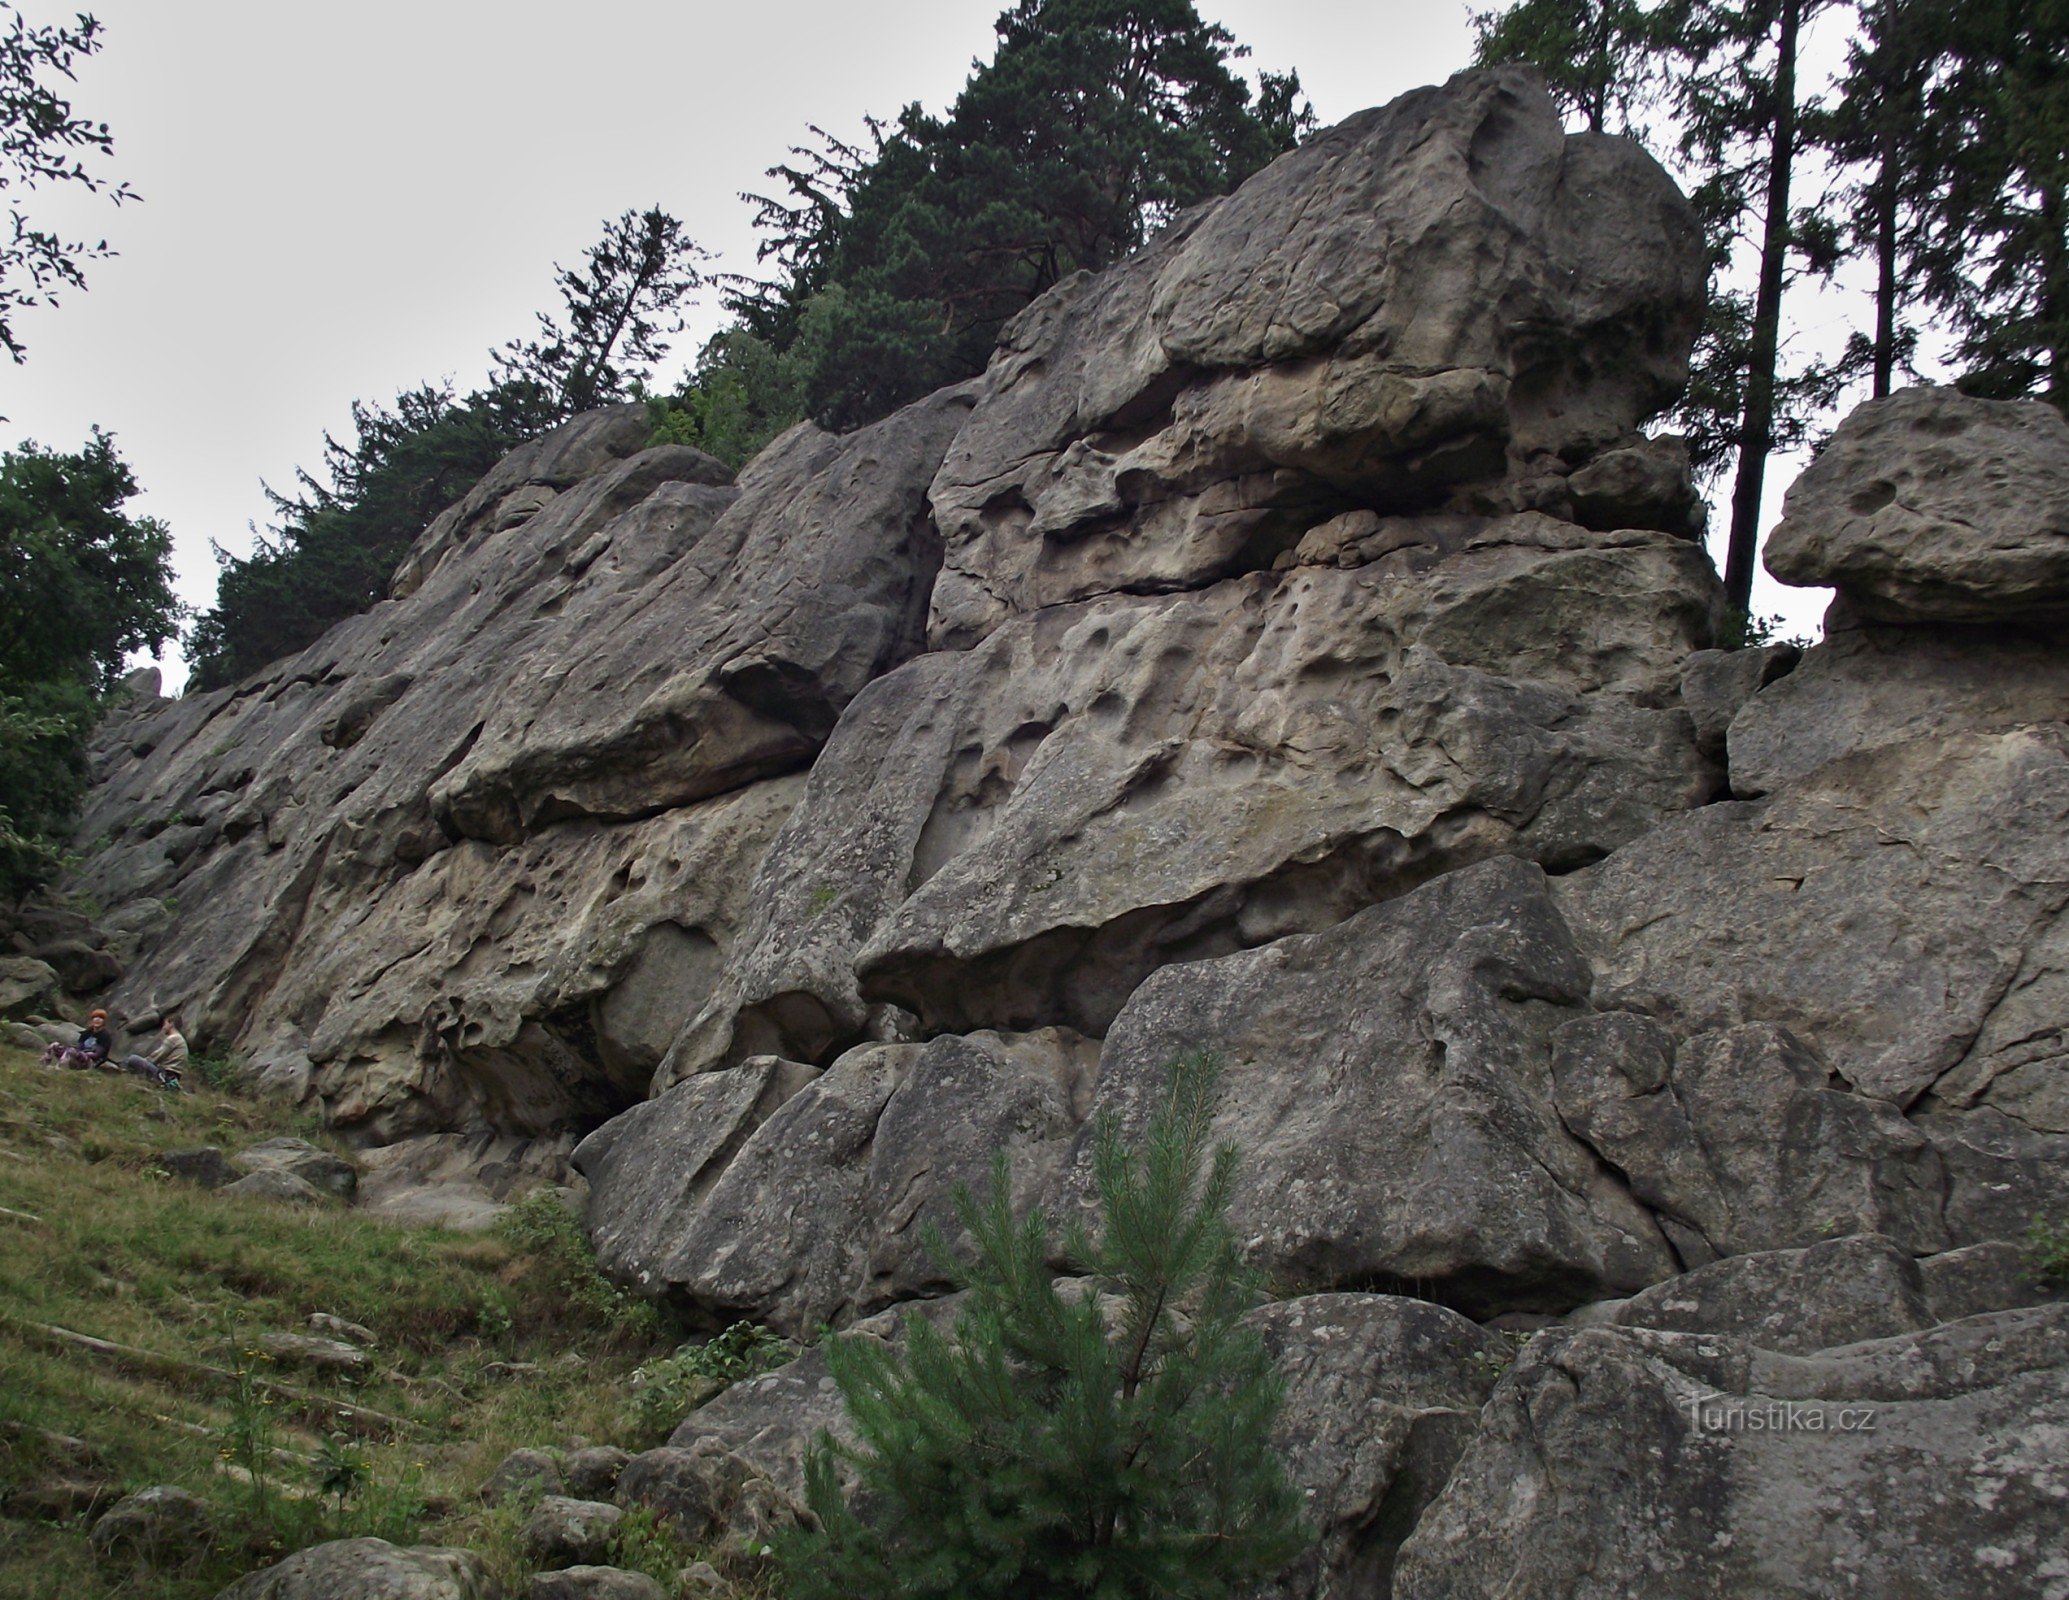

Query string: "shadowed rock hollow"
[47, 66, 2069, 1598]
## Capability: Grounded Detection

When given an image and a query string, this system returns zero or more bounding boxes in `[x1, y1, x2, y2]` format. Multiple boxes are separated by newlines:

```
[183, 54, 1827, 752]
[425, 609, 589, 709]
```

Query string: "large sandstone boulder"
[928, 66, 1705, 646]
[584, 1030, 1094, 1334]
[1393, 1307, 2069, 1598]
[1766, 386, 2069, 623]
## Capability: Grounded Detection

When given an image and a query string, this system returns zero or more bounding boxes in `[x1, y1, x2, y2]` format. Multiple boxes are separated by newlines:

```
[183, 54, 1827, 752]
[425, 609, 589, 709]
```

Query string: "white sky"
[6, 0, 1848, 693]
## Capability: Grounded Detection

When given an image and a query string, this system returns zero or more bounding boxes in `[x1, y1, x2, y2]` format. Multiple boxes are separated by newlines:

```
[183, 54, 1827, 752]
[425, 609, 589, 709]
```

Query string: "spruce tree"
[740, 0, 1311, 432]
[779, 1049, 1308, 1600]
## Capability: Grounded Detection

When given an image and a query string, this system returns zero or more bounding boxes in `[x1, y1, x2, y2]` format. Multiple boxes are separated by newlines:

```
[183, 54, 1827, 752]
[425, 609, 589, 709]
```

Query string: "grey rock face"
[671, 519, 1718, 1084]
[1766, 385, 2069, 622]
[1393, 1307, 2069, 1599]
[214, 1540, 494, 1600]
[1560, 726, 2069, 1113]
[219, 1168, 328, 1206]
[1251, 1296, 1510, 1600]
[588, 1031, 1093, 1335]
[1724, 611, 2069, 797]
[435, 386, 972, 841]
[1069, 857, 1674, 1314]
[1549, 1016, 1947, 1262]
[928, 67, 1704, 647]
[65, 394, 877, 1148]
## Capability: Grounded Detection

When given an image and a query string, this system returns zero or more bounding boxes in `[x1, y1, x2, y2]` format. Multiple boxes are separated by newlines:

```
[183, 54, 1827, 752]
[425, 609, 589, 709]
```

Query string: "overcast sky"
[5, 0, 1839, 692]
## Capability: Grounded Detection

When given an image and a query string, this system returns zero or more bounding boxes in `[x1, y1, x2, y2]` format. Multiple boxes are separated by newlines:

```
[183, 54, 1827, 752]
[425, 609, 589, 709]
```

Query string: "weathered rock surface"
[215, 1539, 494, 1600]
[586, 1031, 1093, 1334]
[927, 67, 1704, 646]
[1766, 386, 2069, 622]
[1393, 1307, 2069, 1599]
[670, 521, 1718, 1083]
[232, 1137, 358, 1201]
[65, 375, 965, 1150]
[1073, 857, 1675, 1312]
[522, 1496, 623, 1569]
[1250, 1296, 1509, 1600]
[528, 1568, 665, 1600]
[355, 1130, 578, 1229]
[434, 385, 972, 840]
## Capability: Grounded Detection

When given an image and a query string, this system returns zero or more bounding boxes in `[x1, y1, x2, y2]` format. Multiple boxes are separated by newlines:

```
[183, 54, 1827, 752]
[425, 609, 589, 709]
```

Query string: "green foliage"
[496, 1188, 666, 1342]
[646, 327, 807, 469]
[0, 2, 135, 361]
[190, 210, 706, 688]
[780, 1049, 1307, 1600]
[185, 384, 530, 690]
[2028, 1216, 2069, 1288]
[492, 207, 707, 418]
[629, 1322, 794, 1438]
[0, 430, 177, 898]
[1722, 607, 1811, 650]
[738, 0, 1311, 431]
[1471, 0, 1659, 133]
[607, 1504, 694, 1586]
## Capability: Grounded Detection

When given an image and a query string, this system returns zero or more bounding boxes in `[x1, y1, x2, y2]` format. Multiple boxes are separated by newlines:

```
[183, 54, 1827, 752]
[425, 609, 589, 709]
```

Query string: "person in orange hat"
[42, 1009, 115, 1070]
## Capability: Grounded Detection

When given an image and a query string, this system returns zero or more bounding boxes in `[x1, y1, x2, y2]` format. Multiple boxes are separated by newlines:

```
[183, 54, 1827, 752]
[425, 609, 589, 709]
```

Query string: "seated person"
[121, 1015, 188, 1090]
[43, 1010, 115, 1070]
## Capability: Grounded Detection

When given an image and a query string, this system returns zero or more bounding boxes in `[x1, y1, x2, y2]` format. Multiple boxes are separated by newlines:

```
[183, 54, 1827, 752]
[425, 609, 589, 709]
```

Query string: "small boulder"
[527, 1567, 665, 1600]
[309, 1313, 377, 1346]
[232, 1137, 359, 1201]
[562, 1446, 631, 1501]
[89, 1485, 212, 1566]
[250, 1332, 369, 1375]
[479, 1447, 563, 1506]
[0, 957, 59, 1019]
[522, 1496, 623, 1569]
[220, 1169, 327, 1206]
[614, 1438, 754, 1542]
[159, 1147, 237, 1189]
[214, 1538, 492, 1600]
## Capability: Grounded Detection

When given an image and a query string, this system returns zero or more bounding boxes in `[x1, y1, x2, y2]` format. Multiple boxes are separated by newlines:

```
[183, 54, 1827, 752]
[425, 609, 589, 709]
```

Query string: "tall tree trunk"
[1873, 143, 1898, 397]
[1723, 0, 1800, 619]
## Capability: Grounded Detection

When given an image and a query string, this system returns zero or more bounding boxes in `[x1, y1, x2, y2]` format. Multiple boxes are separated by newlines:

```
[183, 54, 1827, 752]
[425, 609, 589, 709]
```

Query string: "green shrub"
[779, 1048, 1308, 1600]
[497, 1188, 665, 1341]
[2028, 1215, 2069, 1287]
[629, 1321, 794, 1438]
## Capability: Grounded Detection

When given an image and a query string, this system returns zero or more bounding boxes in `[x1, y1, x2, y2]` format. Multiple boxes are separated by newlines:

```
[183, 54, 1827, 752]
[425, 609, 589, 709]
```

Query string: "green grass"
[0, 1045, 740, 1598]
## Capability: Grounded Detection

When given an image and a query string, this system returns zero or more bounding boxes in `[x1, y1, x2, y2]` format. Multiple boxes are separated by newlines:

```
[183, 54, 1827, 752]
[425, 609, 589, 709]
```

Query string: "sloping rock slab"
[1394, 1307, 2069, 1599]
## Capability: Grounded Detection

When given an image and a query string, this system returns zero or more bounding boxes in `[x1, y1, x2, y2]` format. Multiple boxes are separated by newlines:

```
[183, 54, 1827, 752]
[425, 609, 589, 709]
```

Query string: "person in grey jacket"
[121, 1015, 188, 1090]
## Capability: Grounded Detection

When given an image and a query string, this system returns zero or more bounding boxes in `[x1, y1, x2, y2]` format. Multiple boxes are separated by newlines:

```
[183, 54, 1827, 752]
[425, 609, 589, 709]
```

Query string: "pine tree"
[779, 1049, 1308, 1600]
[740, 0, 1311, 431]
[1908, 0, 2069, 407]
[1470, 0, 1660, 133]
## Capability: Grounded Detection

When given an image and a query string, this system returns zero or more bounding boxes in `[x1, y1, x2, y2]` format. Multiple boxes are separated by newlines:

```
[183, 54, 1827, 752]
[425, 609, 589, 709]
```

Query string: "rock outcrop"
[58, 64, 2069, 1599]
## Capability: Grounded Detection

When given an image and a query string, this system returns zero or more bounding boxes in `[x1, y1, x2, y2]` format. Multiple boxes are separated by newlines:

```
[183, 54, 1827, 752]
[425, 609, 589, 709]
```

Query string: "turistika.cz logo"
[1687, 1396, 1879, 1434]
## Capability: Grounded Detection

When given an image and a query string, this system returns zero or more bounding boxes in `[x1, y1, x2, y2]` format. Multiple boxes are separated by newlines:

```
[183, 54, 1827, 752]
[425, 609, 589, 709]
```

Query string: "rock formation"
[44, 66, 2069, 1597]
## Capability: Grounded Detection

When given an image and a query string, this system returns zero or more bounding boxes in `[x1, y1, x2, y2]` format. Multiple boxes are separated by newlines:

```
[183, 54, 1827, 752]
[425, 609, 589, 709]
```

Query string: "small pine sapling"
[779, 1048, 1308, 1599]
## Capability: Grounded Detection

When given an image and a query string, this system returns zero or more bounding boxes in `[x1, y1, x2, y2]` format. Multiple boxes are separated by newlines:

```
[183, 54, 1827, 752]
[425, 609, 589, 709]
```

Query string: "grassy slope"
[0, 1044, 702, 1599]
